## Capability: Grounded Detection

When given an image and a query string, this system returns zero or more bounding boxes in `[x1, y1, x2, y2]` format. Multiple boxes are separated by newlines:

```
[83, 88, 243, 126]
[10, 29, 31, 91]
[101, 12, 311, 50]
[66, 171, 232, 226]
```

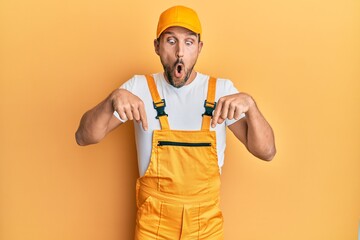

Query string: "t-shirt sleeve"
[113, 75, 137, 122]
[216, 79, 246, 126]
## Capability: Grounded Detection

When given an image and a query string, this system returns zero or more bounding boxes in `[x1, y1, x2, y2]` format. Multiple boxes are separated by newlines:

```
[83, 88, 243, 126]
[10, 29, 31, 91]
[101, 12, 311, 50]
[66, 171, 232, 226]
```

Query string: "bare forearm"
[75, 88, 148, 146]
[75, 96, 115, 146]
[245, 98, 276, 160]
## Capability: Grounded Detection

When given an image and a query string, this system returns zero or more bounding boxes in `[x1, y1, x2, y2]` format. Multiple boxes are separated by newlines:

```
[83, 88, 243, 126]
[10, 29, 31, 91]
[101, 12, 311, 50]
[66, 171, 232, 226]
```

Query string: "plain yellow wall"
[1, 0, 359, 239]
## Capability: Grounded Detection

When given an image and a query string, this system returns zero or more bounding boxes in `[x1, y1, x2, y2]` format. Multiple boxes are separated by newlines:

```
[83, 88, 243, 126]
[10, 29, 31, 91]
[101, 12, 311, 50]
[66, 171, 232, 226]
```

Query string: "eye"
[185, 40, 194, 46]
[167, 38, 176, 45]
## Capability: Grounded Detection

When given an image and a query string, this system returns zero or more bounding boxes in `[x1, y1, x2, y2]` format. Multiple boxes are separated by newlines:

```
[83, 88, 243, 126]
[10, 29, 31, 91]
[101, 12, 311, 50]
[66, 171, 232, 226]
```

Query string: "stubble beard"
[163, 59, 195, 88]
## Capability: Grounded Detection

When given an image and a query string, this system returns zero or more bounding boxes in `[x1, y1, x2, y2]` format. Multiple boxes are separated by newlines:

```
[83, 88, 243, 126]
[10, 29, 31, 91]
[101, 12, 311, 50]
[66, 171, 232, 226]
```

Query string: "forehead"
[161, 26, 198, 38]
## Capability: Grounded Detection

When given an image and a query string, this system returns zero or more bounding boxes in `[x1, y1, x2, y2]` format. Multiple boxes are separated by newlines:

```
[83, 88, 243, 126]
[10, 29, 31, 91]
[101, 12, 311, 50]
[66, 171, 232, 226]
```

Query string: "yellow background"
[1, 0, 359, 239]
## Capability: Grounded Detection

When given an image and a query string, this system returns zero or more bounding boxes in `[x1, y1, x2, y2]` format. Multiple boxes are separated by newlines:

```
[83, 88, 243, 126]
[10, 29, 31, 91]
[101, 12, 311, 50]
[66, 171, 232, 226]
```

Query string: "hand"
[110, 89, 148, 131]
[211, 93, 253, 128]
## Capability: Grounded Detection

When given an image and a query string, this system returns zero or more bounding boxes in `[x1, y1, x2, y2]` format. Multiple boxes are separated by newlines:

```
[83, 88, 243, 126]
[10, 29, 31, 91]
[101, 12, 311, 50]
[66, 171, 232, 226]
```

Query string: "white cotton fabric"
[114, 72, 245, 177]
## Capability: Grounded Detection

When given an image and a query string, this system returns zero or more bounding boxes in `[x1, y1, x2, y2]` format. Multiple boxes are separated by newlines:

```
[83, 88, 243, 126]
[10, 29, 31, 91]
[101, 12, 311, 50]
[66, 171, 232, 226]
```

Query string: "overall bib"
[134, 75, 224, 240]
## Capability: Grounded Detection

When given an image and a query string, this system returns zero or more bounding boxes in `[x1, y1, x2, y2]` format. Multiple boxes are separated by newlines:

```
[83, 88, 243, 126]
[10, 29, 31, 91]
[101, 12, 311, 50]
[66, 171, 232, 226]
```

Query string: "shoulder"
[208, 75, 239, 99]
[120, 75, 146, 91]
[197, 73, 237, 90]
[120, 73, 164, 91]
[216, 78, 237, 93]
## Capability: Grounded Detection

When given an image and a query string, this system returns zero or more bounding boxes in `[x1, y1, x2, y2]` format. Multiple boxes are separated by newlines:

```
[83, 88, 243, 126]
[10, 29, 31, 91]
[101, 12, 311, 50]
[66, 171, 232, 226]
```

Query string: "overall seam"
[197, 203, 201, 240]
[156, 201, 163, 239]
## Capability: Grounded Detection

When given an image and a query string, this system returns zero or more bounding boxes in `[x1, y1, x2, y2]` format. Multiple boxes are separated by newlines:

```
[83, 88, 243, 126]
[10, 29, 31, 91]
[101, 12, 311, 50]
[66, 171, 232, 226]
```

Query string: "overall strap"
[145, 75, 170, 130]
[201, 77, 217, 130]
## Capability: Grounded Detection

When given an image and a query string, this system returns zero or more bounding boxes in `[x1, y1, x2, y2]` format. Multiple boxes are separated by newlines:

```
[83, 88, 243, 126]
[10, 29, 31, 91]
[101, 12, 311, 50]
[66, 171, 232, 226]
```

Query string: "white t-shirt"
[114, 72, 245, 177]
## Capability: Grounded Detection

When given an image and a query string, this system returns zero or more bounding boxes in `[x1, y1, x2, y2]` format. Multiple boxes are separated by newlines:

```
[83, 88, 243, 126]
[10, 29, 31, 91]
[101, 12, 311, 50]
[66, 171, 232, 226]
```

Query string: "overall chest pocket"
[156, 139, 218, 195]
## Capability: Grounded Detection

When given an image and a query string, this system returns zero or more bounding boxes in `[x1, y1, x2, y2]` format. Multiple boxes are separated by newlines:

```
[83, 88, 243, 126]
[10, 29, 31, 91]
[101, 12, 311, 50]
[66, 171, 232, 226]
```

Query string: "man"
[76, 5, 276, 240]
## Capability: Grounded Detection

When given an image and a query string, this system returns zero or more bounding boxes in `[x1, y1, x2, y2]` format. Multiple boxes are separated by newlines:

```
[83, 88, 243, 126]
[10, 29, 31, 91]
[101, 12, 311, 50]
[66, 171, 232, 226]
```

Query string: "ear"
[154, 39, 160, 55]
[198, 41, 203, 54]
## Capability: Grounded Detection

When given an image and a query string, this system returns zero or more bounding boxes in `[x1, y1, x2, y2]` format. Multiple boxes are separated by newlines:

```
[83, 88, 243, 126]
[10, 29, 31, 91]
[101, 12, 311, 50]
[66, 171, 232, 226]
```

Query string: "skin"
[154, 27, 203, 88]
[75, 26, 276, 161]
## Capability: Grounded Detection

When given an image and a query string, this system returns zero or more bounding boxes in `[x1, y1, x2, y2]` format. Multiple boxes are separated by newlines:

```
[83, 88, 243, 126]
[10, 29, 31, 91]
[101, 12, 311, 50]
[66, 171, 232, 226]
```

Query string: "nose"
[176, 42, 184, 58]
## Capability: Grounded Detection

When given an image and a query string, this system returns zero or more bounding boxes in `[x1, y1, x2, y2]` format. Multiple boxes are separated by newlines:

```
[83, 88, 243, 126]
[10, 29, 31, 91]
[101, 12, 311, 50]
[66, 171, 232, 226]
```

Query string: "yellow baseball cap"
[156, 6, 202, 39]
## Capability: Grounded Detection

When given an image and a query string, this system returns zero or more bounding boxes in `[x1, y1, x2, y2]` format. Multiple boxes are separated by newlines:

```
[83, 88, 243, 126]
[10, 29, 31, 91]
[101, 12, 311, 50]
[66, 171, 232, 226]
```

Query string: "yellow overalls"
[135, 75, 224, 240]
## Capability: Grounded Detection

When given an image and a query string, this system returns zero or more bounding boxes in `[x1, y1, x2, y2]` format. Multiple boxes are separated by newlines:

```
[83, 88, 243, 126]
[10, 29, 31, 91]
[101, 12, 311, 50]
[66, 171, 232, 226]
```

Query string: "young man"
[76, 5, 276, 240]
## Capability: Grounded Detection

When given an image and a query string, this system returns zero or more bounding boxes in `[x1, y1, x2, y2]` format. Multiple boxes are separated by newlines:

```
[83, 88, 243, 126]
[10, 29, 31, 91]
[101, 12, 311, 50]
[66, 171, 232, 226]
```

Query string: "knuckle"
[130, 103, 137, 109]
[218, 97, 225, 104]
[124, 102, 132, 109]
[236, 106, 244, 113]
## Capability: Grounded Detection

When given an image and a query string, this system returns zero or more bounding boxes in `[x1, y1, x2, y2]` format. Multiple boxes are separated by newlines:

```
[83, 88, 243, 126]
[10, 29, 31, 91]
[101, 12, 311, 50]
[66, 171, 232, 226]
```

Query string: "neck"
[185, 70, 197, 85]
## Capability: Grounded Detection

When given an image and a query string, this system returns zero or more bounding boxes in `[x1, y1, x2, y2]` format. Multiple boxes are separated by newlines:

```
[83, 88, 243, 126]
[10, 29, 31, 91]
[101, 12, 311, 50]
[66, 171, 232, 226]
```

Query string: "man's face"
[154, 26, 203, 88]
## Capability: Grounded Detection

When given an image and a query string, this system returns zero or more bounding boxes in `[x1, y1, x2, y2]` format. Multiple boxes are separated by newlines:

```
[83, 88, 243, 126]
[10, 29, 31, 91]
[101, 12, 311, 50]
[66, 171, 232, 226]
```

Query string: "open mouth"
[174, 63, 184, 78]
[177, 64, 182, 74]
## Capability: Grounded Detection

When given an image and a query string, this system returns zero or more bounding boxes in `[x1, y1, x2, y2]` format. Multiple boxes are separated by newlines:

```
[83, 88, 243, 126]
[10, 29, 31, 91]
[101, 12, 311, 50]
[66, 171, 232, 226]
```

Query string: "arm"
[75, 89, 148, 146]
[211, 92, 276, 161]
